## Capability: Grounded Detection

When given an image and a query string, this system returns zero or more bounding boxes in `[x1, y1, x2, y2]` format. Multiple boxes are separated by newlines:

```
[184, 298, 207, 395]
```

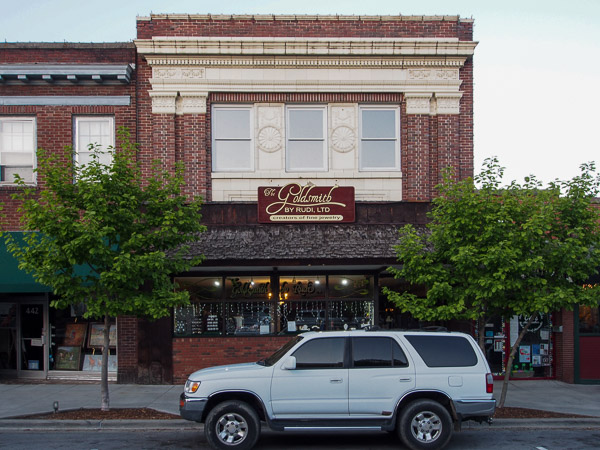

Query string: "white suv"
[180, 330, 495, 450]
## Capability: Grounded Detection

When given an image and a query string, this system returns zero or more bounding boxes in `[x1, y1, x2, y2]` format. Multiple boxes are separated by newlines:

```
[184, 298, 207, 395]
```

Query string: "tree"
[2, 129, 205, 410]
[384, 158, 600, 407]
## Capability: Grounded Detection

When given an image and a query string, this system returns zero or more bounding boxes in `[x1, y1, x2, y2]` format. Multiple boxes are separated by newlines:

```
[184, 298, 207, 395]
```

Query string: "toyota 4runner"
[180, 330, 495, 450]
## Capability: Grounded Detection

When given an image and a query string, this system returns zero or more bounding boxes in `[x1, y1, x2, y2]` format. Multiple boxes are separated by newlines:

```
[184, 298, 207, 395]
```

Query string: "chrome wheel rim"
[410, 410, 442, 443]
[215, 412, 249, 446]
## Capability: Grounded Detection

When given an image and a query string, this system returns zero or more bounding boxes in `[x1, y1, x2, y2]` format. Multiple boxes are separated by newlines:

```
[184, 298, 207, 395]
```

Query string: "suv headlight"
[184, 380, 201, 393]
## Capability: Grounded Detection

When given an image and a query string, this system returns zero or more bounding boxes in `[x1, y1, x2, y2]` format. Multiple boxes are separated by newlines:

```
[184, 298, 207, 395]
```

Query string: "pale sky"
[2, 0, 599, 186]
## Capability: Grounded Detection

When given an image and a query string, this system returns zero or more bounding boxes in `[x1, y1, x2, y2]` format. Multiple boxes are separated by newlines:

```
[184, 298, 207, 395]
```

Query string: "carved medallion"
[258, 126, 282, 152]
[331, 126, 356, 153]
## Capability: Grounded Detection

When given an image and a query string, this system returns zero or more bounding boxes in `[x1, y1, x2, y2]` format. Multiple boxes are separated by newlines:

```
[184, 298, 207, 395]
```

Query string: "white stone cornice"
[136, 37, 477, 58]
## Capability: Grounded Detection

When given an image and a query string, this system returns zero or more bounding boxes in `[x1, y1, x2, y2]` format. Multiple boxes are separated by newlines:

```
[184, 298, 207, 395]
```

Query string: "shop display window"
[579, 305, 600, 334]
[49, 307, 117, 372]
[173, 275, 375, 337]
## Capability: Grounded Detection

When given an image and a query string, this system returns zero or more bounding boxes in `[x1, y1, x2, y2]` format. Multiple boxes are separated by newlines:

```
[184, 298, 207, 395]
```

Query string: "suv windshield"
[260, 335, 304, 366]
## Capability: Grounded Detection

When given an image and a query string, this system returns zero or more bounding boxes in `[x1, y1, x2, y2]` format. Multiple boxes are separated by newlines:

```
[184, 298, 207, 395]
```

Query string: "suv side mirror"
[282, 356, 296, 370]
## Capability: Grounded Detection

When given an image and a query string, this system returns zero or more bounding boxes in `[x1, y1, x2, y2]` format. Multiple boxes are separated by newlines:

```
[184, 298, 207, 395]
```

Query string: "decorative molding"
[329, 104, 357, 153]
[408, 68, 459, 80]
[136, 37, 477, 58]
[434, 93, 462, 115]
[0, 96, 130, 106]
[256, 104, 284, 153]
[149, 91, 177, 114]
[177, 91, 207, 115]
[153, 66, 205, 80]
[145, 56, 468, 68]
[405, 93, 432, 115]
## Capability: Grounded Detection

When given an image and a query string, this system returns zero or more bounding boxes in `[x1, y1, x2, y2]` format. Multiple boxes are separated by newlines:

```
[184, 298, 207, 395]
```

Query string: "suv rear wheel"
[205, 400, 260, 450]
[398, 399, 453, 450]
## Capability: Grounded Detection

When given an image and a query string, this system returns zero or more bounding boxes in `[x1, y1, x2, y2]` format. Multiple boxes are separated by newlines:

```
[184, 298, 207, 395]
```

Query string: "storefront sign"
[258, 183, 355, 223]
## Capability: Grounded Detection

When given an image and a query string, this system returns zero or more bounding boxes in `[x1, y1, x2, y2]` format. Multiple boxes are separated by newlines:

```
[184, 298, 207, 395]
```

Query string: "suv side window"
[351, 337, 409, 368]
[405, 335, 478, 367]
[292, 337, 345, 369]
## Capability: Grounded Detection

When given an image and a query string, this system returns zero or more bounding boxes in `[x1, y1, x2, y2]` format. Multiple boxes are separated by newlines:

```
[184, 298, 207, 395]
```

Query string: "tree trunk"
[497, 312, 539, 408]
[100, 313, 110, 411]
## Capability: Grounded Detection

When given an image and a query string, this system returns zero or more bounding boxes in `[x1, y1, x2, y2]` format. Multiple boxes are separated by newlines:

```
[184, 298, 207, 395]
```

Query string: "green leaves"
[388, 157, 600, 324]
[2, 128, 206, 321]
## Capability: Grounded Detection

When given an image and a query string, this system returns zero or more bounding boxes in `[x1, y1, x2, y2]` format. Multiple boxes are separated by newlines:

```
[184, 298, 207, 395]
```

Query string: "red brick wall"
[0, 45, 137, 230]
[555, 310, 575, 383]
[137, 16, 473, 40]
[172, 336, 293, 384]
[117, 316, 139, 383]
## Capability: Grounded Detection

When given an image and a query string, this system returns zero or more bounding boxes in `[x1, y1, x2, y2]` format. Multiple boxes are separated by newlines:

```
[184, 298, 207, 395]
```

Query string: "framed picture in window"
[63, 323, 87, 346]
[87, 323, 117, 349]
[54, 346, 82, 370]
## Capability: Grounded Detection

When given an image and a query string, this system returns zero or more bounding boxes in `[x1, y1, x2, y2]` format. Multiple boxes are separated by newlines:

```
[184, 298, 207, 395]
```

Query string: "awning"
[0, 233, 50, 293]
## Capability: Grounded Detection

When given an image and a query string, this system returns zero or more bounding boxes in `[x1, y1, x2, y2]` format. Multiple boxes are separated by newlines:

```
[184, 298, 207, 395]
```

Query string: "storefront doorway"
[0, 297, 49, 379]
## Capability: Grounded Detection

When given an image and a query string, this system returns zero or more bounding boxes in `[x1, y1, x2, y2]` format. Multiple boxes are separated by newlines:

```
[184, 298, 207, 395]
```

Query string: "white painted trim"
[0, 96, 130, 106]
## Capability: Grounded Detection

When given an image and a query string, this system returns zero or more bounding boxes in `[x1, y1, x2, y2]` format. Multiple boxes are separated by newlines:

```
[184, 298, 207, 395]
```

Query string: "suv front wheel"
[205, 400, 261, 450]
[398, 399, 453, 450]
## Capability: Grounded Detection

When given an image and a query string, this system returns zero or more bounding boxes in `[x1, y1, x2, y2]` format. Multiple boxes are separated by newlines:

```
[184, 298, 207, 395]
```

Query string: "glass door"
[18, 302, 48, 378]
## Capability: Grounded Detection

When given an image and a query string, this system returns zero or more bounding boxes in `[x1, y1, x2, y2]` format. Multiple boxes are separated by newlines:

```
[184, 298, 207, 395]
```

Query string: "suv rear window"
[405, 335, 478, 367]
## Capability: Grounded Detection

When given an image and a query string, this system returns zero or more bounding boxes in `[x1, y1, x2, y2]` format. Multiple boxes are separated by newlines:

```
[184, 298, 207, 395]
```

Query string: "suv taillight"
[486, 373, 494, 394]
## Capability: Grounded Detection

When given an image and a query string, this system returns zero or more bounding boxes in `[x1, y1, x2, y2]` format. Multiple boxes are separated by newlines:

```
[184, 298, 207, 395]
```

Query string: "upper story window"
[0, 117, 36, 184]
[74, 116, 115, 167]
[286, 106, 327, 172]
[212, 106, 253, 172]
[359, 106, 400, 171]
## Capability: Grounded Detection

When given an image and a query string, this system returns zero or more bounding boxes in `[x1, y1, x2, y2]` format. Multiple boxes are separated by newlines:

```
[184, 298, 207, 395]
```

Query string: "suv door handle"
[330, 378, 343, 383]
[399, 377, 413, 382]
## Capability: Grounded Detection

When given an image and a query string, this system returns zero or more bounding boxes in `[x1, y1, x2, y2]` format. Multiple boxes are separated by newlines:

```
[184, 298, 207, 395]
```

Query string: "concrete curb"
[0, 419, 200, 431]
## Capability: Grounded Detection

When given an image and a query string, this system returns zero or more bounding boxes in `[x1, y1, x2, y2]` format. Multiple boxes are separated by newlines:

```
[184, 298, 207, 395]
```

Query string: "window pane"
[362, 109, 396, 139]
[288, 109, 323, 139]
[392, 341, 409, 367]
[287, 140, 325, 171]
[352, 337, 392, 367]
[75, 118, 114, 166]
[2, 166, 33, 183]
[213, 140, 252, 170]
[293, 337, 345, 369]
[405, 335, 478, 367]
[361, 140, 397, 169]
[213, 109, 250, 139]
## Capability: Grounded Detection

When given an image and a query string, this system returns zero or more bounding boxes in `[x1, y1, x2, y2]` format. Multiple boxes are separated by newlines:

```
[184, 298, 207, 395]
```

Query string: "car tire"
[205, 400, 261, 450]
[398, 399, 453, 450]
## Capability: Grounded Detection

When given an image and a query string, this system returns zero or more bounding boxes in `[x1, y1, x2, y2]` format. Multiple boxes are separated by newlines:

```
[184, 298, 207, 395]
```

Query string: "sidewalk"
[0, 379, 599, 429]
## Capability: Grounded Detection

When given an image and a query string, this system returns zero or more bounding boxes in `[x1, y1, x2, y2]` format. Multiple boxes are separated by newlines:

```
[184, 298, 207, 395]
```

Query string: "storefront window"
[579, 305, 600, 334]
[173, 275, 375, 337]
[50, 306, 117, 373]
[0, 303, 17, 370]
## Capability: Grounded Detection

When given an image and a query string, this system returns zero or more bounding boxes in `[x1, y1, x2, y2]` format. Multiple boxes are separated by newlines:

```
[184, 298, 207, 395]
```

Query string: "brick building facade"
[1, 14, 593, 384]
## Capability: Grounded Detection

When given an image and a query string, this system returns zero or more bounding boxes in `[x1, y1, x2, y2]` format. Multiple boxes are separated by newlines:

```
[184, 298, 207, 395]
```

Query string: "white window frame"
[359, 106, 400, 171]
[285, 105, 327, 172]
[74, 116, 115, 167]
[0, 116, 37, 185]
[211, 105, 254, 172]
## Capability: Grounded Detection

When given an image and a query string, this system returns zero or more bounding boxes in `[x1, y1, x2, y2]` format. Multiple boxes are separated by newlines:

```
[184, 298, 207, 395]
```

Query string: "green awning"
[0, 232, 50, 293]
